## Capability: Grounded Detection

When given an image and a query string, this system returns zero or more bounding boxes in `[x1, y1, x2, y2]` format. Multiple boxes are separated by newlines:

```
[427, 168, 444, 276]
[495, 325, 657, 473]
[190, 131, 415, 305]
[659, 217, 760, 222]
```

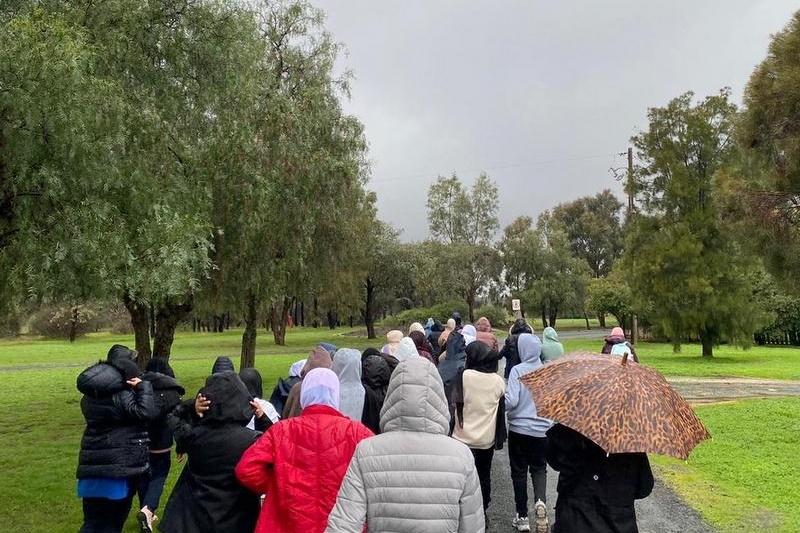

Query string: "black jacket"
[76, 362, 157, 479]
[360, 355, 392, 434]
[547, 424, 654, 533]
[159, 371, 260, 533]
[141, 371, 185, 451]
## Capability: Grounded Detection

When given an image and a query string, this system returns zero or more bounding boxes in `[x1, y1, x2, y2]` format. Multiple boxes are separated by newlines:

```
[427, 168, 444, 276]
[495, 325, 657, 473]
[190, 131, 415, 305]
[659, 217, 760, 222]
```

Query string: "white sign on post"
[511, 299, 521, 311]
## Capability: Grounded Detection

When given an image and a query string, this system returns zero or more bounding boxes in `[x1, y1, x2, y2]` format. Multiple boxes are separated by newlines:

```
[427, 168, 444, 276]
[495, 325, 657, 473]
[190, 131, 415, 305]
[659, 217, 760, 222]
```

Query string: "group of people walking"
[75, 318, 652, 533]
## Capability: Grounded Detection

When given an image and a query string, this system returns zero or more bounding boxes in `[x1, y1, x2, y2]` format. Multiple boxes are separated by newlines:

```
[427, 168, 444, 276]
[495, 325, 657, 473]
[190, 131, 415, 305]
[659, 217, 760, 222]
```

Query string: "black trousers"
[79, 485, 135, 533]
[508, 430, 548, 516]
[471, 446, 495, 511]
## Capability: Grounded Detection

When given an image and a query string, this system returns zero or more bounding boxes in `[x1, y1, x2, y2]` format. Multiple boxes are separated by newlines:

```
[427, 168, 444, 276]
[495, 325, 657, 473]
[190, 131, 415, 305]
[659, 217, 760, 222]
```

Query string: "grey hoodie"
[325, 358, 485, 533]
[504, 333, 553, 437]
[332, 348, 366, 421]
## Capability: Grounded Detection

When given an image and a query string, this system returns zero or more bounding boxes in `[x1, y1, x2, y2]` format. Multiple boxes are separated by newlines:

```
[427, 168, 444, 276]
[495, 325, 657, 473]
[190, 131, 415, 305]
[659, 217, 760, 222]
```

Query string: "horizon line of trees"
[3, 3, 800, 361]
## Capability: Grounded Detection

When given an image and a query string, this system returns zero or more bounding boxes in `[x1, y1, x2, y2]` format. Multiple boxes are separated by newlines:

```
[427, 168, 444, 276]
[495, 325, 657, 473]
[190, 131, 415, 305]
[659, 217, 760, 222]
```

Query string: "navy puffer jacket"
[76, 361, 157, 479]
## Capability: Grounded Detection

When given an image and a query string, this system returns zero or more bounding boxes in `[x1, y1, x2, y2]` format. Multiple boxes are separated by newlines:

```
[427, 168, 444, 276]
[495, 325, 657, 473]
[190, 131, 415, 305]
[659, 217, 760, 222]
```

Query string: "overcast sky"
[310, 0, 798, 242]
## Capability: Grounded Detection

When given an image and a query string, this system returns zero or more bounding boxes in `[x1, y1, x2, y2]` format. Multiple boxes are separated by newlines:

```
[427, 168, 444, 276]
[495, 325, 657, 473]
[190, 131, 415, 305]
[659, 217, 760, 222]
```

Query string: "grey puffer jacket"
[325, 358, 485, 533]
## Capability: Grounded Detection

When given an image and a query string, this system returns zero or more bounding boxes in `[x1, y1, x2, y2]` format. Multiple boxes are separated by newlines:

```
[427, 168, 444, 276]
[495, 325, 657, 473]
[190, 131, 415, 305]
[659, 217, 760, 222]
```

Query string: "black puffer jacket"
[141, 370, 185, 451]
[500, 319, 533, 379]
[76, 362, 157, 479]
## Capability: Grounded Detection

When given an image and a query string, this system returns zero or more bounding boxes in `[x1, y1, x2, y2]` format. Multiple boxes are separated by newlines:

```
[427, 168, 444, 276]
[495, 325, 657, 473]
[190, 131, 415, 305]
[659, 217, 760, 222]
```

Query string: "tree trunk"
[241, 293, 258, 369]
[701, 336, 714, 358]
[153, 297, 193, 361]
[270, 297, 292, 346]
[364, 278, 376, 339]
[597, 313, 606, 328]
[548, 307, 558, 329]
[583, 309, 590, 330]
[466, 290, 476, 324]
[541, 307, 548, 329]
[68, 306, 79, 343]
[123, 293, 151, 366]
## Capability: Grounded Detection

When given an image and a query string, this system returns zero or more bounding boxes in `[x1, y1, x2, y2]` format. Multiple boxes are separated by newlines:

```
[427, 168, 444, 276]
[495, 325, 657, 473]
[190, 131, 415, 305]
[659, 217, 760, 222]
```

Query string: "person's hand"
[176, 452, 185, 463]
[250, 400, 264, 419]
[195, 393, 211, 418]
[126, 377, 142, 388]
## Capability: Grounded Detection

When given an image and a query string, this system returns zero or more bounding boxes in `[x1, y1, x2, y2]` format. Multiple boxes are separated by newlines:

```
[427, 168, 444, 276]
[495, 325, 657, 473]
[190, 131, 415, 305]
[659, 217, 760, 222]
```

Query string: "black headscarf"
[510, 318, 533, 336]
[106, 344, 140, 380]
[212, 356, 235, 374]
[199, 371, 253, 424]
[145, 357, 175, 378]
[239, 367, 263, 399]
[465, 341, 502, 374]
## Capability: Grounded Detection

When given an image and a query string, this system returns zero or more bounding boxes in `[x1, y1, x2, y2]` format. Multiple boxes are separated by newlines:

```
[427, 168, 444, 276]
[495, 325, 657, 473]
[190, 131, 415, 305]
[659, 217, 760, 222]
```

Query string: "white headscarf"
[289, 359, 306, 378]
[331, 348, 366, 420]
[462, 324, 477, 345]
[300, 368, 340, 410]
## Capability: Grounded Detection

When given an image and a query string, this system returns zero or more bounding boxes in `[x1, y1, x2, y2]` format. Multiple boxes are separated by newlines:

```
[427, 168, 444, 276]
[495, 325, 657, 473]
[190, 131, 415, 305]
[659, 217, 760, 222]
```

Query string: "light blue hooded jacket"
[504, 333, 552, 437]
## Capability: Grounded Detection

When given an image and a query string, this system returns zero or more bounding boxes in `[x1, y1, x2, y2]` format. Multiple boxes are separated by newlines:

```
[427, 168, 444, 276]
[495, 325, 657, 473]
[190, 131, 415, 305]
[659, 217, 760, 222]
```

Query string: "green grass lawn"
[0, 328, 798, 532]
[652, 398, 800, 533]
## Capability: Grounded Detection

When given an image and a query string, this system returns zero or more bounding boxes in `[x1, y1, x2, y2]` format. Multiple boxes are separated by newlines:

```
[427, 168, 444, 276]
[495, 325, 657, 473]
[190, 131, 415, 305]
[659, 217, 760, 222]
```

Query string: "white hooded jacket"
[325, 358, 485, 533]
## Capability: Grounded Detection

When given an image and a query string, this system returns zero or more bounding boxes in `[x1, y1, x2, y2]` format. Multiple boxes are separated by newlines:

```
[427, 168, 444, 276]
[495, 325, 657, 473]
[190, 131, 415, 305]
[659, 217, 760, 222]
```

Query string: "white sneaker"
[534, 500, 549, 533]
[137, 506, 155, 533]
[512, 513, 531, 532]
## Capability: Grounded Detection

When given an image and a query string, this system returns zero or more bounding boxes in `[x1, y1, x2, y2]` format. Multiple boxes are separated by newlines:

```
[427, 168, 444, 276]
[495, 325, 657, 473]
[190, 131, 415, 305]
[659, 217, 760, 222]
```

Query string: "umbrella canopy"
[521, 351, 710, 459]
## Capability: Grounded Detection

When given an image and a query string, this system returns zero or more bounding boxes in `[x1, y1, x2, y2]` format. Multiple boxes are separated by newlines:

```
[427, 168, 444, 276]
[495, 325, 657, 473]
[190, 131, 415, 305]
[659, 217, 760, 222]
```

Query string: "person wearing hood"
[601, 327, 639, 362]
[283, 346, 333, 419]
[381, 329, 403, 355]
[408, 321, 425, 335]
[547, 423, 653, 533]
[461, 324, 478, 345]
[236, 368, 373, 533]
[159, 370, 261, 533]
[541, 327, 565, 364]
[505, 333, 552, 533]
[424, 317, 435, 337]
[362, 346, 399, 373]
[240, 367, 280, 431]
[211, 355, 235, 374]
[332, 348, 366, 421]
[500, 318, 534, 379]
[409, 330, 435, 364]
[76, 344, 158, 533]
[325, 358, 485, 533]
[475, 316, 499, 351]
[438, 318, 457, 348]
[268, 359, 305, 416]
[360, 354, 392, 434]
[451, 342, 507, 515]
[438, 329, 467, 434]
[136, 358, 185, 533]
[427, 319, 445, 358]
[392, 336, 420, 363]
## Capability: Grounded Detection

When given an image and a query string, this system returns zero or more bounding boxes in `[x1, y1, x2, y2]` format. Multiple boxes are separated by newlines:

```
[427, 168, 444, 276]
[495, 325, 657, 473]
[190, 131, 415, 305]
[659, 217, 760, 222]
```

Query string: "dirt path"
[668, 376, 800, 405]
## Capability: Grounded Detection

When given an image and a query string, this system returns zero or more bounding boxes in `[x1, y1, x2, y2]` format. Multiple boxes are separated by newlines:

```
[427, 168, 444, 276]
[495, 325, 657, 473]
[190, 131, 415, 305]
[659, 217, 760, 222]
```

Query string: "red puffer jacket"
[235, 404, 373, 533]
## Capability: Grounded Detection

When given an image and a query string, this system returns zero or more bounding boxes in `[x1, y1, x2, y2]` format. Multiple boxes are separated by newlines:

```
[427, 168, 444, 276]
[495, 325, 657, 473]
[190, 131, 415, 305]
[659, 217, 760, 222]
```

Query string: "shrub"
[28, 303, 109, 341]
[473, 305, 512, 330]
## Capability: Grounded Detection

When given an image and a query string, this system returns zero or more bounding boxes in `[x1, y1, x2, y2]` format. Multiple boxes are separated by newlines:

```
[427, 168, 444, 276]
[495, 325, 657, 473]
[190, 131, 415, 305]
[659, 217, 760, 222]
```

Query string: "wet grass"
[652, 398, 800, 533]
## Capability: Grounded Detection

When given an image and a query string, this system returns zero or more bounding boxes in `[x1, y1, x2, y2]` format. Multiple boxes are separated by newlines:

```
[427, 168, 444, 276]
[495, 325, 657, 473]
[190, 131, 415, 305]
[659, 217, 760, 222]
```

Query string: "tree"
[737, 10, 800, 291]
[551, 190, 624, 278]
[355, 222, 414, 338]
[586, 273, 634, 332]
[425, 172, 499, 321]
[626, 90, 764, 357]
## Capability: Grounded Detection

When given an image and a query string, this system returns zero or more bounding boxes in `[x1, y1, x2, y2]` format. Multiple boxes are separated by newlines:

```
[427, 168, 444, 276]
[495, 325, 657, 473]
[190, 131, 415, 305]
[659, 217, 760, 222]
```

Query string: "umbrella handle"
[621, 352, 629, 366]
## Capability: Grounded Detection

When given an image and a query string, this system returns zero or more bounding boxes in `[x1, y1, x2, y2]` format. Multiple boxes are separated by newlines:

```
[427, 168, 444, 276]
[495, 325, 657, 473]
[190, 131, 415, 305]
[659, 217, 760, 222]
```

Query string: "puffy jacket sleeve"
[324, 449, 367, 533]
[235, 424, 278, 494]
[459, 460, 486, 533]
[114, 380, 157, 421]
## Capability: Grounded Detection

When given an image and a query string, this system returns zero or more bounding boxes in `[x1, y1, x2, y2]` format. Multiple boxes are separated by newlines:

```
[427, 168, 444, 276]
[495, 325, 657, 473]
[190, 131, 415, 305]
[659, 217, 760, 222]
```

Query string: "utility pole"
[627, 147, 639, 346]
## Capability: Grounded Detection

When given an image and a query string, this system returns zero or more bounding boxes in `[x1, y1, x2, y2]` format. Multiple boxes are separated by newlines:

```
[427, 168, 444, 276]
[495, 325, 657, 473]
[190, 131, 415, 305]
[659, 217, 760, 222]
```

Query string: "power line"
[369, 152, 623, 184]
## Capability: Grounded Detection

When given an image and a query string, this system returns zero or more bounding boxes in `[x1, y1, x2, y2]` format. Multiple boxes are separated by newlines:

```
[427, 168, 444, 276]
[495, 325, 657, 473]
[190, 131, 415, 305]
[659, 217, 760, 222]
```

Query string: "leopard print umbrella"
[520, 351, 710, 459]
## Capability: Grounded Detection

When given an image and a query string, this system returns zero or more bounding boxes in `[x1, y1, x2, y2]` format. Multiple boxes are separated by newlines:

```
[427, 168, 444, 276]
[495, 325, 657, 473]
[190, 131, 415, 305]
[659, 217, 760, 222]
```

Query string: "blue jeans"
[137, 452, 171, 512]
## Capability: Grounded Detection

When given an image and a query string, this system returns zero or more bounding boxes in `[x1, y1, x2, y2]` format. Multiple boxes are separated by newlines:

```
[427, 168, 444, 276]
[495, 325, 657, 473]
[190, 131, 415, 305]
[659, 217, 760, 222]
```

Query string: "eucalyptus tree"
[425, 172, 499, 321]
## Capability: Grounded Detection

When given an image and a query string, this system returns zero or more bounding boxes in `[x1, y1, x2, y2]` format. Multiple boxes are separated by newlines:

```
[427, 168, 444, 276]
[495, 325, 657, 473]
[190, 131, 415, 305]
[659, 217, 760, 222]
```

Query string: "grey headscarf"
[331, 348, 366, 420]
